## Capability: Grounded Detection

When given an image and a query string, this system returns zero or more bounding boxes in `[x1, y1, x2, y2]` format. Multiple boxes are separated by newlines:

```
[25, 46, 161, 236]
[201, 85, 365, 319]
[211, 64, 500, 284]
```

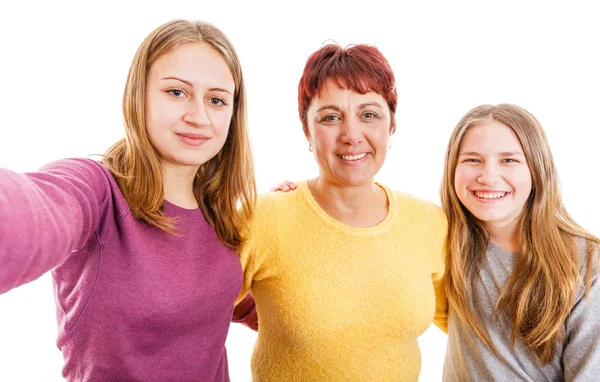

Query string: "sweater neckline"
[162, 199, 205, 222]
[297, 180, 395, 236]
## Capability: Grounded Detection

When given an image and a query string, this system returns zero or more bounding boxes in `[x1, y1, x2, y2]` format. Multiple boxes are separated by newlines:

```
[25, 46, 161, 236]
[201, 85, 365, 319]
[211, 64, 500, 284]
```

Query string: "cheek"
[145, 109, 162, 144]
[212, 110, 234, 137]
[453, 168, 471, 191]
[364, 125, 389, 146]
[514, 168, 533, 196]
[313, 130, 336, 150]
[454, 168, 480, 207]
[146, 98, 178, 134]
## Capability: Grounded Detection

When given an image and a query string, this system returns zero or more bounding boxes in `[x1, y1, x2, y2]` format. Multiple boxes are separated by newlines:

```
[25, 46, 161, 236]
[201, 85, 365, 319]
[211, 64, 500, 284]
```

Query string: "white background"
[1, 1, 599, 381]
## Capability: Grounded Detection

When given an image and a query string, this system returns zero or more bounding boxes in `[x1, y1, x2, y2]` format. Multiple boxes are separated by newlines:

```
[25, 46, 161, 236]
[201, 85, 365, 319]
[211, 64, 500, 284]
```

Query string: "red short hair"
[298, 44, 397, 135]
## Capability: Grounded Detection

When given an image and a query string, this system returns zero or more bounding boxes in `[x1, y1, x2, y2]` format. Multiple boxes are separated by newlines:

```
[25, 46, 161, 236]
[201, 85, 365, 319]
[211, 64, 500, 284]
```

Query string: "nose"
[183, 100, 210, 127]
[340, 117, 363, 145]
[477, 162, 500, 185]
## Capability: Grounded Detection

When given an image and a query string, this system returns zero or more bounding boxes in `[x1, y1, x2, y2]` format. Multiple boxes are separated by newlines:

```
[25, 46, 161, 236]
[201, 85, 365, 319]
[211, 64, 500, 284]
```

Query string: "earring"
[309, 143, 313, 152]
[389, 141, 392, 149]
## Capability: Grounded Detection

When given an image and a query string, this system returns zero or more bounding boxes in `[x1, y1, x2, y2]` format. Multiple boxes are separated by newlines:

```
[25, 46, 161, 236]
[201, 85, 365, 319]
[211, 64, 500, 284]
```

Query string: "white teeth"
[474, 191, 507, 199]
[338, 153, 367, 161]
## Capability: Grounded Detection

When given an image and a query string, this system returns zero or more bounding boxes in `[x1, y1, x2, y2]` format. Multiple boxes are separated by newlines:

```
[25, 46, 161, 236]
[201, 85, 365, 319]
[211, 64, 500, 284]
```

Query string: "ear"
[389, 119, 396, 136]
[303, 123, 312, 142]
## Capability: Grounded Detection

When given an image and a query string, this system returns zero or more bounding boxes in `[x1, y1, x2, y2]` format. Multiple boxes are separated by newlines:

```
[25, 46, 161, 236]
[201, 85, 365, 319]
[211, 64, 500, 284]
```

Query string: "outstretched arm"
[0, 159, 108, 294]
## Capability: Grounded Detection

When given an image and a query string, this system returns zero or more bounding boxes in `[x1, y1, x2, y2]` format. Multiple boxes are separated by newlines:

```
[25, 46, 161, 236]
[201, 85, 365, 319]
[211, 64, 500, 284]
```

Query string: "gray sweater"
[443, 238, 600, 382]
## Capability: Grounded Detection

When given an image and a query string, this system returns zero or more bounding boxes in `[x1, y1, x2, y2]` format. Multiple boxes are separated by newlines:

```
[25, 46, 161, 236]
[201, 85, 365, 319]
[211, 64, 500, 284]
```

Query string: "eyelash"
[462, 158, 520, 163]
[321, 115, 340, 122]
[319, 112, 379, 122]
[209, 97, 227, 106]
[166, 90, 227, 107]
[167, 89, 186, 98]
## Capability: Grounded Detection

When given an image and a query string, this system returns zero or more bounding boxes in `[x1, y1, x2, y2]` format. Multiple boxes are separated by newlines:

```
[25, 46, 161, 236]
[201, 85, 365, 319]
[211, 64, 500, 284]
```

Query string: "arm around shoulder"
[232, 291, 258, 331]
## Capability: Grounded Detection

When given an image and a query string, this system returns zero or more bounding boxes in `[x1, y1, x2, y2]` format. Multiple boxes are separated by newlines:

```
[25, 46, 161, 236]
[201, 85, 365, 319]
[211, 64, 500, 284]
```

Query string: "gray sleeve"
[563, 270, 600, 382]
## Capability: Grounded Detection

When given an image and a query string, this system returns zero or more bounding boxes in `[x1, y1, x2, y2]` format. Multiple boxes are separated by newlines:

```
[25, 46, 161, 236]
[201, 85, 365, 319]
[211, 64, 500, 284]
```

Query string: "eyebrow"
[359, 102, 384, 109]
[161, 76, 233, 94]
[459, 151, 525, 156]
[315, 102, 384, 114]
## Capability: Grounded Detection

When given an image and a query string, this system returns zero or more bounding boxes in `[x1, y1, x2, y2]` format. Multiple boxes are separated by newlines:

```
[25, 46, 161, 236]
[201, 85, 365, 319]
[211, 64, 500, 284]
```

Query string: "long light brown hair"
[102, 19, 255, 249]
[441, 103, 600, 364]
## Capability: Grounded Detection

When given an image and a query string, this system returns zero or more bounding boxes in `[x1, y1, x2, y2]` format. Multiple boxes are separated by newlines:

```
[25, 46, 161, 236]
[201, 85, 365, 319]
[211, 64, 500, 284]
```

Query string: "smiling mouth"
[337, 153, 367, 161]
[472, 191, 508, 199]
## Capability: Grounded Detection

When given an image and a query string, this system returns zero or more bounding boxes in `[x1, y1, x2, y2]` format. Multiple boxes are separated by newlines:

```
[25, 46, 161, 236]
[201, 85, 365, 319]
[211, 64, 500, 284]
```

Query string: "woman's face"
[145, 42, 235, 170]
[305, 79, 392, 188]
[454, 120, 533, 231]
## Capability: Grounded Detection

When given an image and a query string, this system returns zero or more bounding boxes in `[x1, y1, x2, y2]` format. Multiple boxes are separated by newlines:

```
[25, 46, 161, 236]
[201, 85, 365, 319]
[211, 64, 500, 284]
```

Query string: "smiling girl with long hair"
[441, 103, 600, 381]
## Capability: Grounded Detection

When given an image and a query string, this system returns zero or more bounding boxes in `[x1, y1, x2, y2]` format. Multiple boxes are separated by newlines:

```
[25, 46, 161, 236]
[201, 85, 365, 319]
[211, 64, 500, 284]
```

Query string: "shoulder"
[256, 182, 305, 216]
[384, 185, 447, 246]
[573, 235, 600, 273]
[383, 186, 448, 267]
[256, 188, 297, 207]
[39, 158, 130, 237]
[386, 186, 447, 228]
[38, 158, 114, 186]
[247, 182, 311, 241]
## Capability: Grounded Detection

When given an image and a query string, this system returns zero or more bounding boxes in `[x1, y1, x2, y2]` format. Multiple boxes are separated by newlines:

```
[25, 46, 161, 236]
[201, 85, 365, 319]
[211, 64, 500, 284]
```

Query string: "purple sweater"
[0, 158, 255, 381]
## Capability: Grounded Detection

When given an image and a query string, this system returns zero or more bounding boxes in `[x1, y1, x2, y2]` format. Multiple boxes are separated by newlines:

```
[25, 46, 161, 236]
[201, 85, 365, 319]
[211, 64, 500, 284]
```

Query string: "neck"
[486, 220, 519, 252]
[308, 176, 388, 227]
[162, 161, 199, 209]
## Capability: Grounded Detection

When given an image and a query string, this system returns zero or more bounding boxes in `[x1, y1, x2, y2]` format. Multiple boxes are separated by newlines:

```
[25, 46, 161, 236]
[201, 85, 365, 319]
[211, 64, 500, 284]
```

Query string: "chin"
[466, 209, 492, 222]
[475, 213, 507, 225]
[169, 155, 215, 168]
[333, 172, 375, 186]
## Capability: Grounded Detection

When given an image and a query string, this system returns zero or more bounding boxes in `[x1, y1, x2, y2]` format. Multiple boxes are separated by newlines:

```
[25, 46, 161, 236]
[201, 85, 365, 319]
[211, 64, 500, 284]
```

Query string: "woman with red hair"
[238, 44, 447, 381]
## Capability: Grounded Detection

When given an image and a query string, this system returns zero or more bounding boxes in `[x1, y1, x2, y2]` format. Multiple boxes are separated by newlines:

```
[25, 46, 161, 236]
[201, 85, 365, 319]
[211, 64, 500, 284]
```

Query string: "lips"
[177, 132, 209, 139]
[176, 132, 209, 146]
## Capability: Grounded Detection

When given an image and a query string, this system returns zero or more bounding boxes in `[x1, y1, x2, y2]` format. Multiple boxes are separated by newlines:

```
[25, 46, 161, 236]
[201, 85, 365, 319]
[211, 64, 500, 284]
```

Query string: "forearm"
[0, 161, 104, 293]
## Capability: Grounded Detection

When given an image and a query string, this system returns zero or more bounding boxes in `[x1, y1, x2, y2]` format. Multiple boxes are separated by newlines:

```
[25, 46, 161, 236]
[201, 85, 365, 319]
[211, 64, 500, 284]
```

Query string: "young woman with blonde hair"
[441, 103, 600, 380]
[0, 19, 256, 380]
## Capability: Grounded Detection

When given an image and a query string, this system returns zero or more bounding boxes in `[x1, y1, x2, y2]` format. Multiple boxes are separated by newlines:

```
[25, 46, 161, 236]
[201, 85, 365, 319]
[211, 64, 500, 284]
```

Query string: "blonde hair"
[103, 19, 255, 249]
[441, 103, 600, 364]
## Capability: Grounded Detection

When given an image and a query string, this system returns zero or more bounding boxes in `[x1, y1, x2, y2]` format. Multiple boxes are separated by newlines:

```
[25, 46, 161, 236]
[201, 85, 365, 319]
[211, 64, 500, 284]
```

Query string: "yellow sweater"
[238, 181, 447, 381]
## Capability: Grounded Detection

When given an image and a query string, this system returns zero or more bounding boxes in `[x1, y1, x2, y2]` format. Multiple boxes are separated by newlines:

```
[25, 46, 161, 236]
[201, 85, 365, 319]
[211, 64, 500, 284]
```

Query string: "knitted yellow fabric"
[238, 181, 447, 381]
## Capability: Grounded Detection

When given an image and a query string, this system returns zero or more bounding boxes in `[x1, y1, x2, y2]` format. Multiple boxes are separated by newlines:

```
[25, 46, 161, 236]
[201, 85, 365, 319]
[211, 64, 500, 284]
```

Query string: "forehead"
[309, 79, 387, 111]
[148, 42, 235, 91]
[460, 120, 523, 152]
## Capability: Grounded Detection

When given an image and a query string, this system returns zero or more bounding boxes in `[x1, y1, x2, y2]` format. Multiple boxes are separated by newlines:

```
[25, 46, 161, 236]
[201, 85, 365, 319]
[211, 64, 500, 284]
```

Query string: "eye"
[502, 158, 519, 163]
[462, 158, 480, 163]
[362, 111, 378, 119]
[167, 89, 186, 98]
[321, 115, 341, 122]
[208, 97, 226, 106]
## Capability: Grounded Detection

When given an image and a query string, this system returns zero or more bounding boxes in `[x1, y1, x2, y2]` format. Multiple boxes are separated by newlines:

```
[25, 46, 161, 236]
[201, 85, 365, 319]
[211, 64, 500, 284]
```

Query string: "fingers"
[283, 180, 297, 190]
[270, 180, 297, 193]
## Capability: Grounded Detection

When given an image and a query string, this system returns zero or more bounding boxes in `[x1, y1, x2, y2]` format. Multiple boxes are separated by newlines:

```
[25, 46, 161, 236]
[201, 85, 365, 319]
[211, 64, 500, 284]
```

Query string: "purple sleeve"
[232, 292, 258, 331]
[0, 158, 108, 294]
